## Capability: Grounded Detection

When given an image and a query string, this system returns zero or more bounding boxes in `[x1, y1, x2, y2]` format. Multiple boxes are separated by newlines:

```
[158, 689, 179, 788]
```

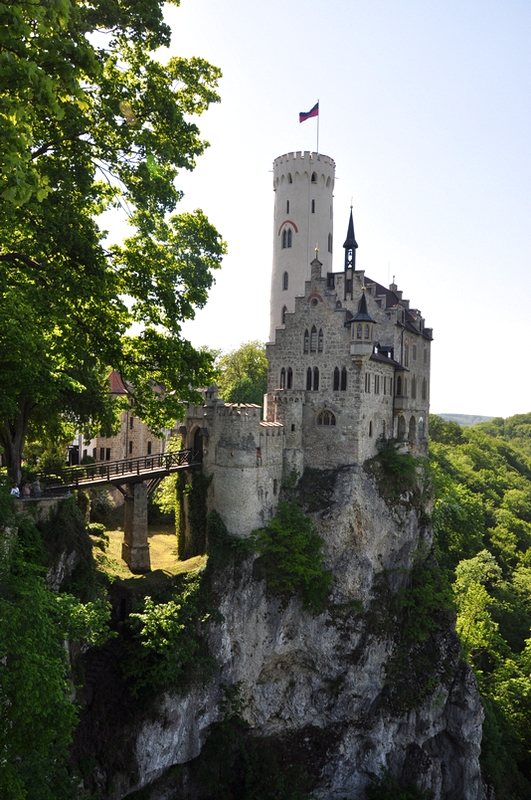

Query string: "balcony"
[394, 395, 409, 411]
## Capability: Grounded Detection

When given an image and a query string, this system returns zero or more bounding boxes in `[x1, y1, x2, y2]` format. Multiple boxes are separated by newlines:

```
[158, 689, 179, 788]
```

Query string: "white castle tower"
[269, 151, 336, 341]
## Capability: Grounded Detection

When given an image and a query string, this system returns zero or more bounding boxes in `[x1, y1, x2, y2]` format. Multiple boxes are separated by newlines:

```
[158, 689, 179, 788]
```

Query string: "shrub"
[254, 499, 332, 614]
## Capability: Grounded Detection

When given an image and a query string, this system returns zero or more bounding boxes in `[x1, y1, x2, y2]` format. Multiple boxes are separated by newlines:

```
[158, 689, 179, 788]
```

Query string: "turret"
[350, 289, 376, 357]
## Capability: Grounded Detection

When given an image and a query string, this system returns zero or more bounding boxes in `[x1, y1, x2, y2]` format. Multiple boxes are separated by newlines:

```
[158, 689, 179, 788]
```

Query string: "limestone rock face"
[116, 467, 485, 799]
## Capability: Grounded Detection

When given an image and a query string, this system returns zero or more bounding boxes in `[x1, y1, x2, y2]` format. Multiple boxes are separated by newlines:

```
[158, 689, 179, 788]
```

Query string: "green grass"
[93, 522, 206, 591]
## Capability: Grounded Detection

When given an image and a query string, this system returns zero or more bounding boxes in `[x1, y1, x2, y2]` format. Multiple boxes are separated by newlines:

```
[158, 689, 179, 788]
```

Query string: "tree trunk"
[1, 400, 31, 486]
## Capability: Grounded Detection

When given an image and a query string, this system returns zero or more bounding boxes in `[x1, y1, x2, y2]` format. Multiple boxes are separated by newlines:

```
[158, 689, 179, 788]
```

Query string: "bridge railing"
[43, 448, 201, 488]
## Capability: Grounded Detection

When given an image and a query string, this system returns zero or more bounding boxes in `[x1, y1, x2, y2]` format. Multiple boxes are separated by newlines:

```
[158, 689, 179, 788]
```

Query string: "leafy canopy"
[216, 341, 268, 406]
[0, 0, 226, 482]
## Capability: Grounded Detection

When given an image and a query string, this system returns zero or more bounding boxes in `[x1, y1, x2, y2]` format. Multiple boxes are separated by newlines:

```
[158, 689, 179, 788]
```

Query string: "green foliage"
[365, 769, 433, 800]
[177, 470, 212, 559]
[89, 489, 114, 525]
[0, 488, 112, 798]
[254, 499, 333, 614]
[152, 435, 182, 519]
[216, 341, 268, 406]
[0, 0, 226, 484]
[365, 438, 419, 504]
[430, 412, 531, 796]
[385, 560, 455, 712]
[121, 570, 215, 697]
[206, 510, 254, 565]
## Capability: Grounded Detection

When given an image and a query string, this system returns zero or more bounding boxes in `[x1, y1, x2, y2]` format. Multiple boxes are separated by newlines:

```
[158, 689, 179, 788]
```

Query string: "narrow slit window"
[341, 367, 347, 391]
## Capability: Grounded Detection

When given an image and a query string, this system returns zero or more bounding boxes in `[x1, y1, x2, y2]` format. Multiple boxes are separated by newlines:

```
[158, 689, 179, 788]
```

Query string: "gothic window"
[310, 325, 317, 352]
[313, 367, 319, 391]
[287, 367, 293, 389]
[328, 233, 333, 253]
[364, 324, 370, 340]
[286, 200, 290, 213]
[306, 367, 312, 390]
[282, 229, 287, 248]
[418, 417, 425, 438]
[282, 306, 287, 325]
[317, 410, 336, 426]
[365, 373, 371, 393]
[341, 367, 347, 391]
[283, 271, 288, 290]
[288, 173, 293, 183]
[411, 376, 417, 399]
[318, 328, 323, 352]
[303, 330, 309, 353]
[287, 228, 292, 247]
[374, 375, 380, 394]
[396, 376, 402, 396]
[311, 171, 317, 183]
[357, 324, 362, 340]
[333, 367, 340, 392]
[280, 368, 286, 389]
[311, 199, 315, 213]
[422, 378, 427, 400]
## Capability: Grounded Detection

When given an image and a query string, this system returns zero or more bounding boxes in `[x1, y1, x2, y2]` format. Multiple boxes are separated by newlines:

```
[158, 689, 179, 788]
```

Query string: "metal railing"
[43, 448, 201, 488]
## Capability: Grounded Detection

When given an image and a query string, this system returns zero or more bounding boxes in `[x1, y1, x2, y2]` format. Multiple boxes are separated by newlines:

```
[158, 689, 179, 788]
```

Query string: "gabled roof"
[107, 370, 130, 395]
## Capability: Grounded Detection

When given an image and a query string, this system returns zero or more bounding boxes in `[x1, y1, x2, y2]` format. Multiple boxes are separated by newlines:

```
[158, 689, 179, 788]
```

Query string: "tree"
[0, 0, 226, 484]
[216, 341, 268, 406]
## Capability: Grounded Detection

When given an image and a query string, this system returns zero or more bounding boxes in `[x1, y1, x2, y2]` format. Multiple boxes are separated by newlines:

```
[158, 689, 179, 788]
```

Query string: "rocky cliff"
[76, 463, 485, 800]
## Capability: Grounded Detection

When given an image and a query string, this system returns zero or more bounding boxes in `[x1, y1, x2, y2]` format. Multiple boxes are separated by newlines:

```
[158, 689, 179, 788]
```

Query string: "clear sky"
[108, 0, 531, 419]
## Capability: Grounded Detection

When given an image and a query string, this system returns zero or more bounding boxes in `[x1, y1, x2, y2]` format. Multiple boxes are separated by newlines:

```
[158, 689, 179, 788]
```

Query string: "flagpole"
[316, 98, 319, 154]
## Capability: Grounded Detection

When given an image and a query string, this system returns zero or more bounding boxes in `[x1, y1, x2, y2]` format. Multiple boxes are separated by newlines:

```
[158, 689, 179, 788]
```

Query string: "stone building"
[73, 370, 171, 465]
[181, 151, 433, 537]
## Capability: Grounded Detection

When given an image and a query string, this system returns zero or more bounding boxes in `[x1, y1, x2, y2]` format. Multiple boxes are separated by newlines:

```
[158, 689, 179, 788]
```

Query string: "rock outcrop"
[79, 465, 485, 799]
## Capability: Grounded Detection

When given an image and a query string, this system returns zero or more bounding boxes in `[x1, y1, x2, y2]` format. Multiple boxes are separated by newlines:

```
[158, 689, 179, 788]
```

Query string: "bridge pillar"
[122, 483, 151, 573]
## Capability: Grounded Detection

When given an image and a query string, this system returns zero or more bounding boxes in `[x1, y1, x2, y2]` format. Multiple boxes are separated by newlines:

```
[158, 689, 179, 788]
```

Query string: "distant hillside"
[437, 413, 493, 427]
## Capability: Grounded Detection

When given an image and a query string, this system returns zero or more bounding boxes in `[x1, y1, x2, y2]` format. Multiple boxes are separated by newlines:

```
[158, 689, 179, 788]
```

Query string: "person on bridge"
[32, 479, 42, 497]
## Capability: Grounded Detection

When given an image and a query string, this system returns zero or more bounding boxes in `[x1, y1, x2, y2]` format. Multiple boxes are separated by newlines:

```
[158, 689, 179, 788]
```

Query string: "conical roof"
[352, 290, 375, 323]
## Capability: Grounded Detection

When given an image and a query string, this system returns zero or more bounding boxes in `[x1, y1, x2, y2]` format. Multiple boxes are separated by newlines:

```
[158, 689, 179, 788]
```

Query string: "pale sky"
[107, 0, 531, 419]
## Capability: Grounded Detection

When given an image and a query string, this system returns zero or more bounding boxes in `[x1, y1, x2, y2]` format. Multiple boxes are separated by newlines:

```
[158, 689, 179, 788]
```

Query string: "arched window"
[357, 324, 362, 340]
[328, 233, 333, 253]
[280, 368, 286, 388]
[333, 367, 340, 392]
[318, 328, 323, 352]
[313, 367, 319, 391]
[288, 173, 293, 184]
[286, 200, 290, 213]
[411, 376, 417, 399]
[287, 367, 293, 389]
[422, 378, 427, 400]
[418, 417, 425, 438]
[303, 330, 309, 353]
[283, 271, 288, 290]
[341, 367, 347, 391]
[311, 171, 317, 183]
[306, 368, 312, 390]
[317, 410, 336, 426]
[364, 324, 370, 340]
[396, 376, 402, 396]
[409, 416, 416, 443]
[282, 229, 287, 248]
[287, 228, 292, 248]
[310, 325, 317, 352]
[311, 199, 315, 213]
[282, 306, 287, 325]
[397, 415, 406, 440]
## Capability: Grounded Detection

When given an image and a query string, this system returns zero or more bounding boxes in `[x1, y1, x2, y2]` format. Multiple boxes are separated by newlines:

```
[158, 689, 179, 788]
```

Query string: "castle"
[182, 151, 433, 538]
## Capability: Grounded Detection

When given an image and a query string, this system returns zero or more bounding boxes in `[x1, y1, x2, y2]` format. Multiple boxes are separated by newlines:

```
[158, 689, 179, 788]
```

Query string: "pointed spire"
[343, 207, 358, 271]
[352, 289, 375, 323]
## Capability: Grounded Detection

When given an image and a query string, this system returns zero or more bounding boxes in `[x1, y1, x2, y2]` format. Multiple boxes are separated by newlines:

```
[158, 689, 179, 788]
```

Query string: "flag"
[299, 102, 319, 123]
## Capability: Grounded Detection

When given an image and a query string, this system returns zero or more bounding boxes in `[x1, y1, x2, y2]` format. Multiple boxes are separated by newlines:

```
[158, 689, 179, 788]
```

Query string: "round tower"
[269, 151, 336, 341]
